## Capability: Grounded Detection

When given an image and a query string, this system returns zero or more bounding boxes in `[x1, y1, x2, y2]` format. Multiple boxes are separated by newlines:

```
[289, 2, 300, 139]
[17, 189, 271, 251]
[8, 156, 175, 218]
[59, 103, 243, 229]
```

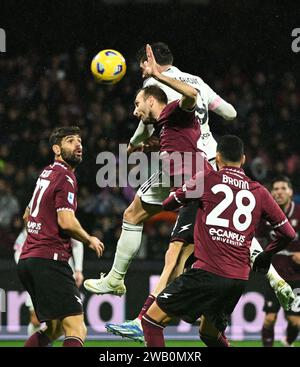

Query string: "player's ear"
[148, 95, 155, 107]
[241, 154, 246, 166]
[52, 144, 61, 156]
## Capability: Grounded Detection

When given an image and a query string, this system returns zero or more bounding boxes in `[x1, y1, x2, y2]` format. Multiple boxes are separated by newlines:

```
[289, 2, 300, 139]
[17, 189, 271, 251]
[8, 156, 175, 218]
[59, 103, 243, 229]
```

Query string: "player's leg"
[199, 316, 230, 347]
[17, 258, 47, 347]
[198, 275, 246, 348]
[142, 266, 202, 348]
[282, 316, 300, 347]
[105, 204, 196, 340]
[142, 301, 171, 347]
[151, 202, 197, 296]
[84, 172, 169, 295]
[199, 273, 246, 347]
[281, 280, 300, 346]
[61, 314, 87, 347]
[139, 203, 196, 316]
[138, 242, 193, 320]
[24, 319, 63, 347]
[152, 241, 184, 294]
[28, 310, 41, 336]
[105, 241, 190, 342]
[84, 194, 161, 295]
[250, 237, 295, 310]
[108, 195, 161, 281]
[42, 319, 63, 342]
[261, 313, 277, 347]
[261, 279, 280, 347]
[25, 293, 41, 336]
[22, 258, 84, 347]
[170, 243, 194, 280]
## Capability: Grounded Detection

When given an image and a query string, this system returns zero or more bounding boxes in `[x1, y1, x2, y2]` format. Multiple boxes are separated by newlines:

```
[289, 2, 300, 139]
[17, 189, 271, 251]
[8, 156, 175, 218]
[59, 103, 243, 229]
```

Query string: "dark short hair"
[217, 135, 244, 163]
[138, 85, 168, 105]
[136, 42, 174, 66]
[49, 126, 81, 147]
[271, 175, 293, 189]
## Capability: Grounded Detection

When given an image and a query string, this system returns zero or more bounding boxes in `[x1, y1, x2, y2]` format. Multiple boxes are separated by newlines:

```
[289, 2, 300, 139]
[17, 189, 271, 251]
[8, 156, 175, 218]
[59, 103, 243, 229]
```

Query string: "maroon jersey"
[163, 166, 295, 280]
[20, 160, 78, 262]
[256, 201, 300, 281]
[156, 100, 203, 178]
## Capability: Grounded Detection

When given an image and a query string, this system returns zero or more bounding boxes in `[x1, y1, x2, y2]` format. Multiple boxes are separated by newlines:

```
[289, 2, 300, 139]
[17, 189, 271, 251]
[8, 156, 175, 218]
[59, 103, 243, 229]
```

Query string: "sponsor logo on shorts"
[75, 295, 83, 305]
[159, 293, 172, 299]
[178, 223, 192, 233]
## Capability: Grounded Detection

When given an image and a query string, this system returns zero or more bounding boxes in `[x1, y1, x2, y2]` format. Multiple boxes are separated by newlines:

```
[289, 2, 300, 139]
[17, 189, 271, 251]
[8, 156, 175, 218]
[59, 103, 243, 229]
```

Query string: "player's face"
[133, 91, 156, 125]
[272, 181, 293, 207]
[60, 135, 83, 167]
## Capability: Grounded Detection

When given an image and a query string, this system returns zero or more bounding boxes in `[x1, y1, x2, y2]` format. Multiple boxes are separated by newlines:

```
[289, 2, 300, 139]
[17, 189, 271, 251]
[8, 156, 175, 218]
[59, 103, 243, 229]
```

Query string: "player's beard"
[60, 147, 82, 168]
[142, 114, 157, 125]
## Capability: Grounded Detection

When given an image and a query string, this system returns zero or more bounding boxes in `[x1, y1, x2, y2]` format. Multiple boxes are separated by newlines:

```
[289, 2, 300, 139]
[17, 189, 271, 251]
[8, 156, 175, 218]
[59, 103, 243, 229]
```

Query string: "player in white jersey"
[14, 228, 84, 336]
[131, 42, 295, 305]
[85, 43, 294, 342]
[129, 46, 236, 166]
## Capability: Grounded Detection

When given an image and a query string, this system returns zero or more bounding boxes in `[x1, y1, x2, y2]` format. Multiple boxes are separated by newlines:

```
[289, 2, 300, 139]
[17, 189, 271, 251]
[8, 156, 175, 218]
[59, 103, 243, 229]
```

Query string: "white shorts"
[197, 132, 217, 169]
[137, 171, 171, 205]
[25, 292, 34, 311]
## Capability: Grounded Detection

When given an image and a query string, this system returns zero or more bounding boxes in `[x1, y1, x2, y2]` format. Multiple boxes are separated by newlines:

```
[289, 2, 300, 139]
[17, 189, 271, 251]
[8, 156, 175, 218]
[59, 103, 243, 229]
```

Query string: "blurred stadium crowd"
[0, 48, 299, 260]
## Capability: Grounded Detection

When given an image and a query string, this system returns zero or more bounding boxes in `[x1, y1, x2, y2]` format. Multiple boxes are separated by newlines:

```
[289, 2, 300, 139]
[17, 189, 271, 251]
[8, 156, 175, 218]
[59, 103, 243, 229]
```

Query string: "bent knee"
[123, 206, 144, 225]
[264, 313, 277, 327]
[62, 315, 87, 339]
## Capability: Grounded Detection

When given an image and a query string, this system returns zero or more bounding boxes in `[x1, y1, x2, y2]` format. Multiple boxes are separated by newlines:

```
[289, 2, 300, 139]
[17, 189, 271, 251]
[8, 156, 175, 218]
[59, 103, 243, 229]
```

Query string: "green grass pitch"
[0, 340, 299, 347]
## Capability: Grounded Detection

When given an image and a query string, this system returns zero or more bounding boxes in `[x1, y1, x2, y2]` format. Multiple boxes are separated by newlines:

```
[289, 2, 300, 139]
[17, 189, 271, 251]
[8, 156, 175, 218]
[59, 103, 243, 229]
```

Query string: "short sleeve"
[55, 174, 77, 212]
[170, 100, 196, 125]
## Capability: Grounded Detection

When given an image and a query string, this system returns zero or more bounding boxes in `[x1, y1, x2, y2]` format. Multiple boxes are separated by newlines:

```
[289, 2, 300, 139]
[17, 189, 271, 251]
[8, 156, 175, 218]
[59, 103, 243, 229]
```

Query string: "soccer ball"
[91, 49, 126, 85]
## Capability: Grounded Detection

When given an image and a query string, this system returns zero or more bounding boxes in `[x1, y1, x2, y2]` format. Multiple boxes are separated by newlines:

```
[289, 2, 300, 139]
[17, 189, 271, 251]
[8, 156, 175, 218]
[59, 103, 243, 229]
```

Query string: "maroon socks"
[24, 331, 51, 347]
[63, 336, 84, 347]
[261, 326, 274, 347]
[142, 314, 165, 347]
[200, 332, 230, 347]
[138, 294, 156, 320]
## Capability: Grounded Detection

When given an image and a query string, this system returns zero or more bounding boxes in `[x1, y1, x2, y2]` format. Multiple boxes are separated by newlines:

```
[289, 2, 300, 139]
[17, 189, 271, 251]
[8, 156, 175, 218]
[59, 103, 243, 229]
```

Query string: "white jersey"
[144, 66, 219, 136]
[131, 66, 236, 161]
[14, 229, 83, 272]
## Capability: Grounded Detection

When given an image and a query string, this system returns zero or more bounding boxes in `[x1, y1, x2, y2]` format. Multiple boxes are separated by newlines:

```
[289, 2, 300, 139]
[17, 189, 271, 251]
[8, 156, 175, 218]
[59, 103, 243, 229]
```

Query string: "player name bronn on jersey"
[222, 174, 249, 190]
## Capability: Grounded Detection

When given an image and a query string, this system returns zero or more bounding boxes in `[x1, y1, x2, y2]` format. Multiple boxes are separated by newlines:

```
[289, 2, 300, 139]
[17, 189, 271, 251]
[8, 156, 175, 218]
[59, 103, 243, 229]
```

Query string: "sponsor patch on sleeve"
[68, 192, 75, 205]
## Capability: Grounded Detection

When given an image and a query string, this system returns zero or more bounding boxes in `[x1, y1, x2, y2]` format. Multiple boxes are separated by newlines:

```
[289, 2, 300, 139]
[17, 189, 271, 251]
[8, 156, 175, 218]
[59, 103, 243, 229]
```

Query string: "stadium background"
[0, 0, 299, 346]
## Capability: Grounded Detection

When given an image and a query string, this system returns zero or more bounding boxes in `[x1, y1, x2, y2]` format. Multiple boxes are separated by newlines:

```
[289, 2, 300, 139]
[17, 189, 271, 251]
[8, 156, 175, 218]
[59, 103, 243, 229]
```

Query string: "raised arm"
[143, 44, 197, 111]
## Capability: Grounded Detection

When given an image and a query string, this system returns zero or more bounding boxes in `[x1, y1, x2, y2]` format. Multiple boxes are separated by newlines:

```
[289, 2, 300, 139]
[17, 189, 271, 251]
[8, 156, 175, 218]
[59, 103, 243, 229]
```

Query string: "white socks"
[27, 322, 41, 336]
[108, 221, 143, 285]
[250, 237, 283, 285]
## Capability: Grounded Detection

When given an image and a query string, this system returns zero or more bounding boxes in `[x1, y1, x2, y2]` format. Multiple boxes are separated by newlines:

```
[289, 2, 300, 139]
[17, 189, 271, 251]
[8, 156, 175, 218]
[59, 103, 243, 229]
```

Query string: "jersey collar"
[221, 166, 245, 175]
[51, 160, 72, 171]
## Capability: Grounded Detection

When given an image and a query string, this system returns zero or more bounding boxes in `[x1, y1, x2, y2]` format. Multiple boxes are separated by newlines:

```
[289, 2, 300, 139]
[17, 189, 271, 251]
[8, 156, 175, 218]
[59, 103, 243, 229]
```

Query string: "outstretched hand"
[142, 44, 160, 79]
